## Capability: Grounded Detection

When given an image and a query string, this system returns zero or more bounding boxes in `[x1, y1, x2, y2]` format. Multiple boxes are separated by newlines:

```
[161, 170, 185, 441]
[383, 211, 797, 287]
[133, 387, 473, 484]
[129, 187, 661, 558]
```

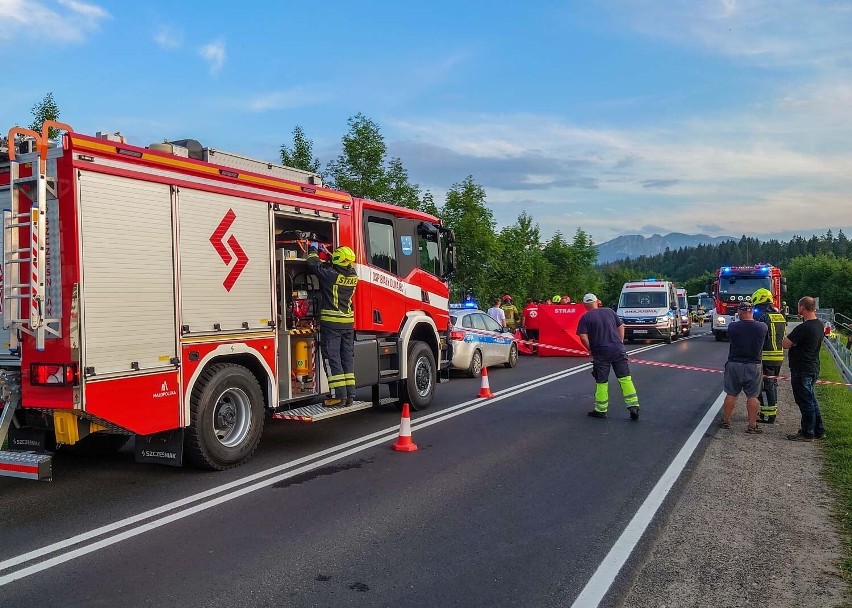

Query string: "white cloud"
[0, 0, 109, 45]
[199, 39, 226, 75]
[388, 78, 852, 242]
[603, 0, 852, 69]
[154, 24, 182, 50]
[246, 85, 333, 112]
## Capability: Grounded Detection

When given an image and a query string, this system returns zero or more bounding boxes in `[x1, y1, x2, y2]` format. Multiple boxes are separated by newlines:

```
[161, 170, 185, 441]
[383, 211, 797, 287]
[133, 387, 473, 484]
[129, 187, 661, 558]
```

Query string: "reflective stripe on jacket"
[758, 309, 786, 362]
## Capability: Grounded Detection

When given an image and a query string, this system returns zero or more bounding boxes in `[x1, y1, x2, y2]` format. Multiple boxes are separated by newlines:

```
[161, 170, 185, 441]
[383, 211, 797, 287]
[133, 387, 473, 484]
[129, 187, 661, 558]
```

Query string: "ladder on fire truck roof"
[3, 122, 71, 351]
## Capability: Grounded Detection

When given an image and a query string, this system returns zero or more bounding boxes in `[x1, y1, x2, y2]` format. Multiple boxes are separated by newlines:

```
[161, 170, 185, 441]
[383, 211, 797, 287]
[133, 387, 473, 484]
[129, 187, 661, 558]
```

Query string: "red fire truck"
[0, 123, 455, 480]
[707, 264, 785, 341]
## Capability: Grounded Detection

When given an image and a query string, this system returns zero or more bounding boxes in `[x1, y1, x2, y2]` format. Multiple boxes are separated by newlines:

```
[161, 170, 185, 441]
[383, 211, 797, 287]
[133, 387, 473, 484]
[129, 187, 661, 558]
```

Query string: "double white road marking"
[0, 338, 702, 590]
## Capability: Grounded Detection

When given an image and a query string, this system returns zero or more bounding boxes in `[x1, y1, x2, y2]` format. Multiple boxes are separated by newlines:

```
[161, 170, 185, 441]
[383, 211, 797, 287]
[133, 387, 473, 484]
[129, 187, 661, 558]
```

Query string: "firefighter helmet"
[331, 246, 356, 267]
[502, 294, 512, 303]
[751, 288, 774, 305]
[551, 295, 561, 303]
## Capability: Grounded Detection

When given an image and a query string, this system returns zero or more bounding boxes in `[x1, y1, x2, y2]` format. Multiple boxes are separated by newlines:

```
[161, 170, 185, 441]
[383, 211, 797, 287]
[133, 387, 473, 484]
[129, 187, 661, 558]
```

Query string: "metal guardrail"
[815, 309, 852, 387]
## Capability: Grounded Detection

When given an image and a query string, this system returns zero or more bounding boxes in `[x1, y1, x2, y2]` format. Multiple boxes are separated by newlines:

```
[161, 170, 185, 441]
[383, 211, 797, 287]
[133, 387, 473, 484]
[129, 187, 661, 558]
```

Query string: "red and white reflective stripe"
[460, 327, 590, 356]
[30, 209, 39, 323]
[0, 462, 39, 477]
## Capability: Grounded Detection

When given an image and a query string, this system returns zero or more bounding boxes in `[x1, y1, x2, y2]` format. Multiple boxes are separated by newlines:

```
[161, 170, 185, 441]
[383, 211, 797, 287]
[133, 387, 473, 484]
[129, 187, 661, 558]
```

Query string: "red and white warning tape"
[457, 327, 852, 388]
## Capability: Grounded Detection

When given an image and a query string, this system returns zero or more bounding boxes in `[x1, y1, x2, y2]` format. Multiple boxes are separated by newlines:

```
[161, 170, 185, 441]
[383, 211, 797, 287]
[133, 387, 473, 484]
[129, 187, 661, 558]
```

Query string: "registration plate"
[633, 330, 648, 334]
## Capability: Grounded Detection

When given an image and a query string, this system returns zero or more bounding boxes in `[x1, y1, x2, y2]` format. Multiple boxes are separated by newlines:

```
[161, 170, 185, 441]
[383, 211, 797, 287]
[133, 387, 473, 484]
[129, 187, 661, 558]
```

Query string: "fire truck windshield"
[718, 276, 771, 298]
[619, 291, 667, 308]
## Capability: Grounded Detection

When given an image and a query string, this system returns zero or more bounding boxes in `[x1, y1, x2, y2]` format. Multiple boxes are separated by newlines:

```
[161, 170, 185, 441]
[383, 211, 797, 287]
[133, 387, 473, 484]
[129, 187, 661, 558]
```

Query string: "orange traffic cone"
[391, 403, 418, 452]
[478, 366, 494, 399]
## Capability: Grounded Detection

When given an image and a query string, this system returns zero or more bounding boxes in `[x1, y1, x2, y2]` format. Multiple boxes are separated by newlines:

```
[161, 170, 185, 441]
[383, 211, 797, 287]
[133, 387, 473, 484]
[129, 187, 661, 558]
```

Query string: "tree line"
[599, 234, 852, 316]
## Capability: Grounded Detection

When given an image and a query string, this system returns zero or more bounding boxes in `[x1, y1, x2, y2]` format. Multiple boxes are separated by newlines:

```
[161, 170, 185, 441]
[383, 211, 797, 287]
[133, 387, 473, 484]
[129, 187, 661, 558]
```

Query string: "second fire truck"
[707, 264, 786, 341]
[0, 123, 455, 480]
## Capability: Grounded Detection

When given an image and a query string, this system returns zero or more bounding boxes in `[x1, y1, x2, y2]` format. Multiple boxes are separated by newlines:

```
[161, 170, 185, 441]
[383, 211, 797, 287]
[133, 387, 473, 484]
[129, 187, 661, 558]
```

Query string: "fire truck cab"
[0, 124, 455, 480]
[707, 264, 785, 341]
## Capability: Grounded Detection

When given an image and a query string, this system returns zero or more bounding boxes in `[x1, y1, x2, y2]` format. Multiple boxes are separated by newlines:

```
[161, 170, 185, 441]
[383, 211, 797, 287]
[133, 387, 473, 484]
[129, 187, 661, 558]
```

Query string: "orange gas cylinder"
[294, 340, 311, 376]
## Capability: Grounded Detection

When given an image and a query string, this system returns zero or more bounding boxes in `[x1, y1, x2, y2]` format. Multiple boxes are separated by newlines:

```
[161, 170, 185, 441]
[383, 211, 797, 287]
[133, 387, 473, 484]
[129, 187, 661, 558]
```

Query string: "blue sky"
[2, 0, 851, 243]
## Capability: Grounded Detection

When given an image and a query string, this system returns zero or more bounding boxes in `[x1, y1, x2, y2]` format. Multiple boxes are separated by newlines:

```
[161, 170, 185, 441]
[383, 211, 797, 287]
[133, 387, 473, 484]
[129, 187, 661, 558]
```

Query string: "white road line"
[570, 390, 725, 608]
[1, 341, 668, 573]
[0, 341, 667, 586]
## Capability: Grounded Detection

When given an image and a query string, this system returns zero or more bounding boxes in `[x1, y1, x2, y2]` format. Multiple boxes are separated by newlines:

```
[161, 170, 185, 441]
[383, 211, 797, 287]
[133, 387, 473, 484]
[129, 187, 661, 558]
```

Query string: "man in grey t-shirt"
[719, 301, 768, 434]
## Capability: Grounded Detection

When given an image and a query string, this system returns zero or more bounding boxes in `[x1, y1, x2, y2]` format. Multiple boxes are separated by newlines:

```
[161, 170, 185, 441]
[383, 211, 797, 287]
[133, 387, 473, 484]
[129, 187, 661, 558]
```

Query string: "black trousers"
[320, 322, 355, 398]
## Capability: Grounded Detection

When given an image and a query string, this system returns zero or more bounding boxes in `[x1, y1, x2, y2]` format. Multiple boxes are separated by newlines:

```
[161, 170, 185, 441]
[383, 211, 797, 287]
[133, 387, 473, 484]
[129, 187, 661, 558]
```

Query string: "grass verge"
[818, 346, 852, 582]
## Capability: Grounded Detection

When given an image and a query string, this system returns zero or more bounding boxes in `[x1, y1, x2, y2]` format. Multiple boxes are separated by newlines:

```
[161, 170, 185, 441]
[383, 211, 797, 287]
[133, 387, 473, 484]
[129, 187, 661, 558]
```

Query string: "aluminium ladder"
[3, 123, 69, 351]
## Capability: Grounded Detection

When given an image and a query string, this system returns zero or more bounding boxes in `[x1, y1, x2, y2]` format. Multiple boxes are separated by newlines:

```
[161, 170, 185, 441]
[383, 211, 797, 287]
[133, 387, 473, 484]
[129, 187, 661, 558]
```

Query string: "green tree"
[326, 113, 389, 201]
[441, 176, 495, 301]
[491, 212, 546, 304]
[280, 125, 321, 174]
[29, 92, 61, 140]
[385, 156, 421, 210]
[420, 190, 440, 217]
[325, 113, 422, 208]
[683, 271, 715, 297]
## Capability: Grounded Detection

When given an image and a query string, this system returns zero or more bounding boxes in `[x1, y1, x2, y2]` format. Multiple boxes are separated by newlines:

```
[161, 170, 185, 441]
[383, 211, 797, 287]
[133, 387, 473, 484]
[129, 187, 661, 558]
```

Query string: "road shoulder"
[619, 363, 850, 608]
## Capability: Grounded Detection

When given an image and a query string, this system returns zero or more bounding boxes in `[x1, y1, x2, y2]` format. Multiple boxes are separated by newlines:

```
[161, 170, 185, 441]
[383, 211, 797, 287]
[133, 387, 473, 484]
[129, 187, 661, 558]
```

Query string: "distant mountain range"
[596, 233, 735, 264]
[595, 228, 852, 264]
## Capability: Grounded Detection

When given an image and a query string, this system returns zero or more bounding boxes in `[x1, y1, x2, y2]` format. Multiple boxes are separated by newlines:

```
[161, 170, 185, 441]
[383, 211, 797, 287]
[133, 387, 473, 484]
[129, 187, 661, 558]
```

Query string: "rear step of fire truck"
[0, 123, 70, 481]
[271, 396, 399, 422]
[0, 371, 52, 480]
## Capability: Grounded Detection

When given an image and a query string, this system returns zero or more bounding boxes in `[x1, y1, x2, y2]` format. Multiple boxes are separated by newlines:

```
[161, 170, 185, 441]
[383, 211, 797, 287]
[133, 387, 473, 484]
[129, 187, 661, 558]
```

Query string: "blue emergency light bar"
[450, 300, 479, 310]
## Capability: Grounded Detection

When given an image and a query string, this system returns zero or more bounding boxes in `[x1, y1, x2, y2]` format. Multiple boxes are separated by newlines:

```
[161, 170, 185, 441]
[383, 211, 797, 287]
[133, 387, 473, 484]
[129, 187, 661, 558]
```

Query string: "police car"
[449, 304, 518, 377]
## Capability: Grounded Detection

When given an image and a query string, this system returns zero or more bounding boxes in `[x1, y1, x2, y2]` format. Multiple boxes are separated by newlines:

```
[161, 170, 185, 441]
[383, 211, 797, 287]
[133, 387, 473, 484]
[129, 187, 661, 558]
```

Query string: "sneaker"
[798, 429, 825, 439]
[628, 406, 639, 420]
[787, 433, 814, 442]
[587, 410, 607, 419]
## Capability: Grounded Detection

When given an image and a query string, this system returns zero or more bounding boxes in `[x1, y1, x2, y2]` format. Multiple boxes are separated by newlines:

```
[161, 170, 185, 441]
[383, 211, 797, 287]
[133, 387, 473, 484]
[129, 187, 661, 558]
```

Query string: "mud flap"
[135, 428, 184, 467]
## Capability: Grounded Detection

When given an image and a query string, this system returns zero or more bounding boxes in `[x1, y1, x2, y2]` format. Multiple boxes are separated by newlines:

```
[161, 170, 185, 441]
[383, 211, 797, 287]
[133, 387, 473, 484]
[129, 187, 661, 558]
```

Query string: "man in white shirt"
[487, 298, 506, 328]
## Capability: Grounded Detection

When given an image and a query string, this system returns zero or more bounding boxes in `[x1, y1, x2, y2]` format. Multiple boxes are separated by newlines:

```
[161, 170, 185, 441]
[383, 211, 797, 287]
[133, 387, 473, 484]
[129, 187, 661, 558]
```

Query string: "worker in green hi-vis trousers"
[576, 293, 640, 421]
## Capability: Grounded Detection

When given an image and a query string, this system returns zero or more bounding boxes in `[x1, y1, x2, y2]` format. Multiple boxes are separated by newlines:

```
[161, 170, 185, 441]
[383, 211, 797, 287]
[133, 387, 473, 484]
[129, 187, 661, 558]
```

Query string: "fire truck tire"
[186, 363, 265, 470]
[401, 341, 436, 411]
[714, 330, 725, 342]
[504, 344, 518, 368]
[466, 349, 483, 378]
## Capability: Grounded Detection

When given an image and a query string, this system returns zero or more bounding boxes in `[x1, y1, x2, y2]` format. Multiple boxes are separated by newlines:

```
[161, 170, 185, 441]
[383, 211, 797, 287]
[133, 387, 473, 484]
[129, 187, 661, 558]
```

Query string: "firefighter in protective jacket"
[752, 288, 787, 423]
[501, 295, 520, 331]
[308, 242, 358, 407]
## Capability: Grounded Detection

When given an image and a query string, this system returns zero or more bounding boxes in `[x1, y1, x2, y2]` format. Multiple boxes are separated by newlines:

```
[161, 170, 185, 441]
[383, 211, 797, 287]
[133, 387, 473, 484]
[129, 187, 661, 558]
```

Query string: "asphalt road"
[0, 328, 730, 608]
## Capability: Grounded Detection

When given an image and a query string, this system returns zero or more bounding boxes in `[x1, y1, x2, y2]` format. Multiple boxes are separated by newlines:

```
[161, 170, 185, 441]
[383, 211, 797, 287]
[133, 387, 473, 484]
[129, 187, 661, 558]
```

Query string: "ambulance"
[616, 279, 680, 343]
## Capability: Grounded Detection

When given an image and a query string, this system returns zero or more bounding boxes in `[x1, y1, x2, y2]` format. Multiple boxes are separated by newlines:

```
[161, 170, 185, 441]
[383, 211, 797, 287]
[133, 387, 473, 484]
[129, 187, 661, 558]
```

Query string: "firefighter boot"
[758, 403, 778, 424]
[588, 383, 608, 418]
[619, 376, 640, 420]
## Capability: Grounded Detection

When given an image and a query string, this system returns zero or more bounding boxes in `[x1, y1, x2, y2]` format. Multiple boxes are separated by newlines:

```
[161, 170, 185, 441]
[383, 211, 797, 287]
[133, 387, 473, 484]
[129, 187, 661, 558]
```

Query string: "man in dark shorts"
[577, 293, 640, 420]
[720, 301, 767, 434]
[783, 296, 825, 442]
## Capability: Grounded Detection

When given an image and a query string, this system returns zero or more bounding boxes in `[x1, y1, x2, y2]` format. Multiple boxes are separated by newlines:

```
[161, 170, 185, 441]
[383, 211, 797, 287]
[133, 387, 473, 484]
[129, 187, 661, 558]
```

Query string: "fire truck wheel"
[402, 341, 436, 411]
[466, 349, 483, 378]
[186, 363, 265, 470]
[504, 344, 518, 368]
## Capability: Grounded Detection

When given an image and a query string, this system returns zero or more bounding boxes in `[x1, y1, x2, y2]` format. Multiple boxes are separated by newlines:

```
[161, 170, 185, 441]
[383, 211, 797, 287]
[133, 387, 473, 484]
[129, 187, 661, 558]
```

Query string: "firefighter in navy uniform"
[752, 288, 787, 424]
[308, 242, 358, 407]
